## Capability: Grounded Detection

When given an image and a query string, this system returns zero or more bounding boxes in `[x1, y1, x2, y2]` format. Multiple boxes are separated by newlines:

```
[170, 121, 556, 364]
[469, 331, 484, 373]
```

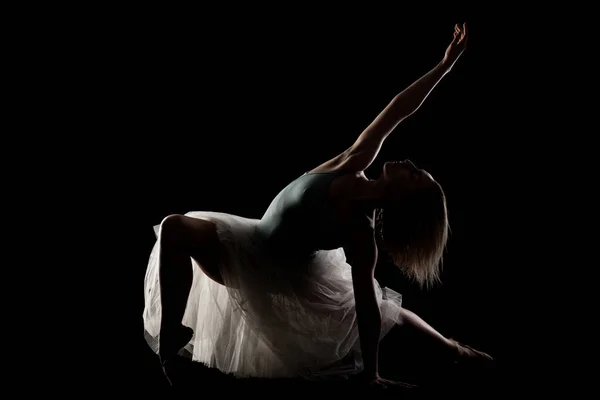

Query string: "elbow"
[354, 289, 381, 315]
[397, 105, 417, 120]
[355, 298, 381, 315]
[355, 301, 382, 329]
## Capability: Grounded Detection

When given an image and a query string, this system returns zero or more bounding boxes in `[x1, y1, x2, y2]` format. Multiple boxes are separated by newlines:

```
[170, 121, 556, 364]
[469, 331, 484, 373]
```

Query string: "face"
[382, 159, 436, 195]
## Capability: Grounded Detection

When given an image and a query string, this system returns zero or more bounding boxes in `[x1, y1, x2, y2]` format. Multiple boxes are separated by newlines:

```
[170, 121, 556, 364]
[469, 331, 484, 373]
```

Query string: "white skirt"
[143, 211, 404, 379]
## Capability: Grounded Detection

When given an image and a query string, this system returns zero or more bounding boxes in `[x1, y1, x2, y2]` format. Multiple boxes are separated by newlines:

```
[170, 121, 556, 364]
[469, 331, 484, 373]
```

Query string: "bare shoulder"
[327, 171, 373, 233]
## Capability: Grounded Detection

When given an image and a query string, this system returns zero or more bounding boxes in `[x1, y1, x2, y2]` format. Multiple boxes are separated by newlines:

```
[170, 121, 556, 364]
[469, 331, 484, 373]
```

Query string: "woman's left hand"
[443, 23, 468, 67]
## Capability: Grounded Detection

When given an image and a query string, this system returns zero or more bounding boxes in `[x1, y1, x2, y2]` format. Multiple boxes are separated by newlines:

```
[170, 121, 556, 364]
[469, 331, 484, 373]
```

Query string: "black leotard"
[256, 171, 349, 260]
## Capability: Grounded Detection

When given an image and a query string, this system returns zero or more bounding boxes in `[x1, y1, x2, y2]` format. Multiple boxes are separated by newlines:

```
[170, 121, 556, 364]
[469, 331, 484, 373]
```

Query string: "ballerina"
[143, 22, 492, 389]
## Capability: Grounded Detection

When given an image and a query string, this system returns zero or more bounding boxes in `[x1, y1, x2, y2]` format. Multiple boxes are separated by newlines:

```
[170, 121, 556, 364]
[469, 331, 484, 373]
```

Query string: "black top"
[256, 171, 350, 260]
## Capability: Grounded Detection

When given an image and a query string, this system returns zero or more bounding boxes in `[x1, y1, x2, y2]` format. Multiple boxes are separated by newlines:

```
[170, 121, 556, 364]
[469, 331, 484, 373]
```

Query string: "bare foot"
[450, 338, 494, 366]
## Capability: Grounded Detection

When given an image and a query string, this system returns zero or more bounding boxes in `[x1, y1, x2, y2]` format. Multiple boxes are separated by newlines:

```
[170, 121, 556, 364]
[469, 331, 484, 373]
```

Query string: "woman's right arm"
[346, 226, 417, 389]
[346, 228, 382, 379]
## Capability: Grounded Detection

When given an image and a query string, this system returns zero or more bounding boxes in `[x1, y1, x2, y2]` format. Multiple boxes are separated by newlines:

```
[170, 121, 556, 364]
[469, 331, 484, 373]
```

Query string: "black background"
[127, 15, 503, 389]
[43, 5, 537, 394]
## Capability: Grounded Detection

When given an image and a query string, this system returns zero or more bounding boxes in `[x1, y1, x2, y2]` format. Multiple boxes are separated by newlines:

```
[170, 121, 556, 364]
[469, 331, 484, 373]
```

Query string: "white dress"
[142, 211, 404, 379]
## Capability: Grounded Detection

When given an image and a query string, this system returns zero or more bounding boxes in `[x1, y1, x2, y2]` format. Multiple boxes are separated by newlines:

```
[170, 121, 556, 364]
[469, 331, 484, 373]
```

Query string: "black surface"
[72, 9, 517, 395]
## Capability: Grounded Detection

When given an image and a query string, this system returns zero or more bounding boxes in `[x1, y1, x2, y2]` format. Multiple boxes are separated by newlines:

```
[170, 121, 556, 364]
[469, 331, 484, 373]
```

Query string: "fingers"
[453, 24, 460, 41]
[453, 22, 467, 45]
[398, 382, 417, 388]
[382, 379, 417, 388]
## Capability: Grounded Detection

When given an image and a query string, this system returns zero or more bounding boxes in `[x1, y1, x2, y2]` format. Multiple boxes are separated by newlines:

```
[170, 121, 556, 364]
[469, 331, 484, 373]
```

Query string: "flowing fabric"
[143, 211, 403, 379]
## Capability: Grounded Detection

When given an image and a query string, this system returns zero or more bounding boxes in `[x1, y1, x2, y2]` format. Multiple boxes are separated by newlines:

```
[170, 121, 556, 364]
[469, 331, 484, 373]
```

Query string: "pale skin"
[157, 23, 492, 388]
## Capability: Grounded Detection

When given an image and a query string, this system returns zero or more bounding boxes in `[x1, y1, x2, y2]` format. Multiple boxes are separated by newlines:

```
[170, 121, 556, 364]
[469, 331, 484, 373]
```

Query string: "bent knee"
[159, 214, 189, 245]
[160, 214, 220, 250]
[160, 214, 223, 283]
[160, 214, 186, 234]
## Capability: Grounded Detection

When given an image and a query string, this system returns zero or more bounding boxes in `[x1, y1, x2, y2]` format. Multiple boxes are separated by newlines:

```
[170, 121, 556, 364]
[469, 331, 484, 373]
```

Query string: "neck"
[353, 176, 387, 211]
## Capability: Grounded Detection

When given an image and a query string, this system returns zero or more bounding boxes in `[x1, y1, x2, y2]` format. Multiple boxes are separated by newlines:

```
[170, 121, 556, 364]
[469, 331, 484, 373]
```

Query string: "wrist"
[440, 57, 455, 70]
[441, 52, 464, 71]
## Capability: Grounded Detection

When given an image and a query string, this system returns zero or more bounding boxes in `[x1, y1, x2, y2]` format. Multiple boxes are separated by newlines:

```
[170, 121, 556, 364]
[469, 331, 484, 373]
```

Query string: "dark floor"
[139, 357, 496, 397]
[134, 323, 497, 397]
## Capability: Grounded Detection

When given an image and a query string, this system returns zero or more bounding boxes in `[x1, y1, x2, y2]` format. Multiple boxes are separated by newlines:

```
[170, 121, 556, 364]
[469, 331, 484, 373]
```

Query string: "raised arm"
[343, 23, 468, 171]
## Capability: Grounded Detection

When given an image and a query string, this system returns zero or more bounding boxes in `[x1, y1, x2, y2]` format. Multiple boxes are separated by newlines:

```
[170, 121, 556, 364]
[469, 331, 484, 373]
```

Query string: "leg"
[158, 214, 224, 364]
[390, 307, 492, 364]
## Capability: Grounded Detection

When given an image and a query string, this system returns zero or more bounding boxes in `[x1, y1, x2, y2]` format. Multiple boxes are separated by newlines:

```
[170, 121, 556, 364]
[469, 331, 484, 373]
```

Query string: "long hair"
[375, 181, 449, 289]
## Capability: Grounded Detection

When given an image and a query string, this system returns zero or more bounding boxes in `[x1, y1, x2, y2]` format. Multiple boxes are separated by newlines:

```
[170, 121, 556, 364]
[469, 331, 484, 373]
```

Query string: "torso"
[256, 157, 373, 259]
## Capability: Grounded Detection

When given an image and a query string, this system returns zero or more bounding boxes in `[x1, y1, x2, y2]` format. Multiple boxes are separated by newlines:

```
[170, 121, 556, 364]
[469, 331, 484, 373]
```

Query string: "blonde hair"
[375, 181, 449, 289]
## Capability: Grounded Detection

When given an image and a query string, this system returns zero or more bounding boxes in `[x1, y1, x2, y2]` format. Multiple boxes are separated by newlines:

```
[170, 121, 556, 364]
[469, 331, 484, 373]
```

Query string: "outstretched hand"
[443, 23, 468, 67]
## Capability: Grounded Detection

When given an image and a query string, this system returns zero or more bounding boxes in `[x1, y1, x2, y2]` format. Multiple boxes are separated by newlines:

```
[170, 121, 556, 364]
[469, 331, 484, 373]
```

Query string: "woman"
[143, 23, 492, 388]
